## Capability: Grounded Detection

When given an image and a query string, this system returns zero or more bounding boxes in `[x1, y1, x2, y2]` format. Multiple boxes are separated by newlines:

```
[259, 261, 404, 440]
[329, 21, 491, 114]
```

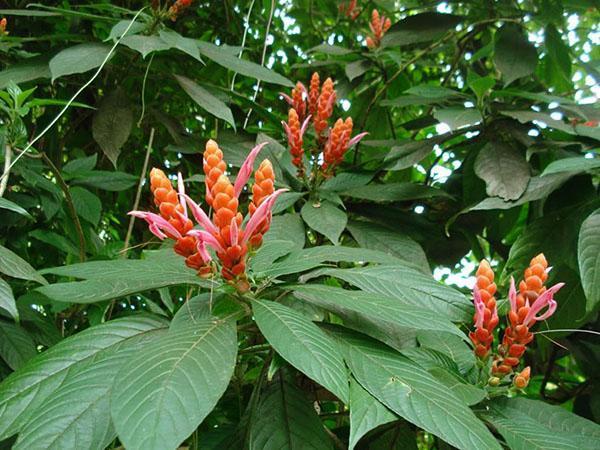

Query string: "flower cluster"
[365, 9, 391, 49]
[0, 18, 7, 36]
[339, 0, 360, 20]
[470, 254, 564, 389]
[281, 73, 367, 178]
[168, 0, 193, 20]
[130, 139, 285, 290]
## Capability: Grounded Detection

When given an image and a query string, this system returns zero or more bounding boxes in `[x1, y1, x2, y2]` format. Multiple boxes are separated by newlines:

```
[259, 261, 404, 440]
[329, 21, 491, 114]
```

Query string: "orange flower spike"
[308, 72, 320, 118]
[469, 260, 499, 359]
[149, 168, 191, 236]
[247, 160, 275, 248]
[282, 108, 308, 173]
[203, 139, 227, 207]
[0, 18, 7, 35]
[292, 82, 307, 122]
[366, 9, 391, 48]
[315, 77, 336, 137]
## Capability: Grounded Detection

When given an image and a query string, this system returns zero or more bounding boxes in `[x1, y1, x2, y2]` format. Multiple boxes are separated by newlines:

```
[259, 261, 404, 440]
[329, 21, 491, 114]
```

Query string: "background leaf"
[175, 75, 235, 129]
[474, 142, 530, 200]
[578, 209, 600, 313]
[301, 200, 347, 244]
[92, 89, 133, 167]
[49, 43, 111, 80]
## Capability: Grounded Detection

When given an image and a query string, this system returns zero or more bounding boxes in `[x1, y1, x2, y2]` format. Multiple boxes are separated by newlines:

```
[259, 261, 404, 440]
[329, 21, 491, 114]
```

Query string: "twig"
[0, 7, 147, 182]
[243, 0, 275, 129]
[0, 143, 12, 197]
[122, 127, 155, 255]
[137, 53, 155, 127]
[230, 0, 257, 90]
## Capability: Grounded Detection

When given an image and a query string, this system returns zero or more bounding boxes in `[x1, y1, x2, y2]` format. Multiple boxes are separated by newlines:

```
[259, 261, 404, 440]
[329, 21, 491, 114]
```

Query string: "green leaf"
[70, 170, 137, 191]
[0, 198, 31, 219]
[70, 187, 101, 225]
[197, 41, 293, 87]
[346, 60, 371, 82]
[348, 378, 396, 450]
[347, 220, 429, 273]
[92, 89, 133, 167]
[29, 230, 79, 256]
[0, 321, 36, 370]
[0, 316, 166, 440]
[417, 331, 475, 375]
[0, 278, 19, 321]
[320, 172, 373, 192]
[159, 30, 203, 61]
[382, 13, 462, 48]
[579, 209, 600, 314]
[338, 331, 501, 450]
[542, 157, 600, 176]
[433, 107, 482, 130]
[257, 245, 401, 279]
[249, 240, 296, 273]
[62, 154, 97, 176]
[479, 397, 600, 450]
[120, 35, 170, 58]
[301, 200, 347, 244]
[175, 75, 235, 129]
[467, 73, 495, 100]
[0, 9, 60, 17]
[469, 172, 573, 211]
[307, 266, 470, 322]
[111, 319, 237, 450]
[36, 252, 211, 304]
[107, 19, 146, 41]
[292, 284, 465, 343]
[0, 245, 47, 285]
[271, 191, 304, 214]
[494, 24, 538, 85]
[342, 182, 451, 202]
[248, 374, 332, 450]
[474, 142, 530, 201]
[13, 325, 166, 450]
[49, 43, 112, 81]
[252, 299, 349, 402]
[544, 24, 572, 91]
[308, 43, 354, 55]
[264, 213, 305, 249]
[0, 56, 51, 89]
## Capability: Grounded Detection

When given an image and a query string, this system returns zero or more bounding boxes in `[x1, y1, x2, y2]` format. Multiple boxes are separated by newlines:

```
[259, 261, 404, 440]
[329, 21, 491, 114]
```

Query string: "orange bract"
[308, 72, 320, 118]
[286, 108, 305, 171]
[248, 160, 275, 248]
[469, 260, 499, 358]
[315, 77, 336, 137]
[323, 118, 353, 171]
[366, 9, 391, 49]
[203, 139, 227, 207]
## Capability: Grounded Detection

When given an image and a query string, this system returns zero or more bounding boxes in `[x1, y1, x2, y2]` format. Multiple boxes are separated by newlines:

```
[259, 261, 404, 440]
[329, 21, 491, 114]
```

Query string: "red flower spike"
[492, 254, 564, 377]
[366, 9, 391, 49]
[282, 82, 307, 123]
[247, 160, 275, 249]
[315, 77, 336, 137]
[469, 260, 499, 359]
[203, 139, 227, 207]
[308, 72, 320, 118]
[283, 108, 309, 174]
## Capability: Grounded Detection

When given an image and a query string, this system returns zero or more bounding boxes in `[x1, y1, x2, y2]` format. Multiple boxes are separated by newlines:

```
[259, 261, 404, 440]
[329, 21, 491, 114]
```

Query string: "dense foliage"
[0, 1, 599, 449]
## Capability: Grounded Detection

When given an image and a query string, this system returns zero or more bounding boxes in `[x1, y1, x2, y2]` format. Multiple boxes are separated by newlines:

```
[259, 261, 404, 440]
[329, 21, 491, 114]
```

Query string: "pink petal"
[197, 241, 212, 263]
[282, 121, 293, 143]
[187, 229, 225, 254]
[181, 193, 218, 234]
[300, 115, 312, 136]
[230, 216, 239, 246]
[177, 172, 187, 218]
[523, 282, 565, 326]
[234, 142, 269, 199]
[348, 131, 369, 148]
[280, 93, 294, 106]
[472, 285, 485, 329]
[128, 211, 182, 240]
[241, 188, 288, 245]
[509, 277, 518, 313]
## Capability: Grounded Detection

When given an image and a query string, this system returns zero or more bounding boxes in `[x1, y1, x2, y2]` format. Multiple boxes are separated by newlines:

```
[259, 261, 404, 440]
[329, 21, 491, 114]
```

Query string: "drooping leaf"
[70, 170, 138, 191]
[175, 75, 235, 128]
[0, 278, 19, 321]
[579, 209, 600, 313]
[292, 284, 465, 347]
[0, 321, 36, 370]
[0, 198, 32, 219]
[0, 56, 51, 89]
[337, 330, 501, 450]
[301, 200, 347, 244]
[382, 136, 445, 171]
[474, 142, 530, 201]
[249, 240, 296, 273]
[417, 331, 475, 375]
[346, 220, 429, 273]
[49, 43, 112, 81]
[494, 24, 538, 85]
[264, 213, 306, 249]
[320, 172, 373, 192]
[433, 107, 482, 130]
[0, 316, 167, 440]
[0, 245, 47, 285]
[92, 89, 133, 167]
[248, 374, 332, 450]
[542, 157, 600, 176]
[107, 19, 146, 41]
[479, 397, 600, 450]
[62, 154, 98, 176]
[348, 378, 396, 450]
[13, 326, 166, 450]
[308, 265, 471, 322]
[159, 30, 202, 61]
[197, 41, 293, 87]
[253, 299, 349, 402]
